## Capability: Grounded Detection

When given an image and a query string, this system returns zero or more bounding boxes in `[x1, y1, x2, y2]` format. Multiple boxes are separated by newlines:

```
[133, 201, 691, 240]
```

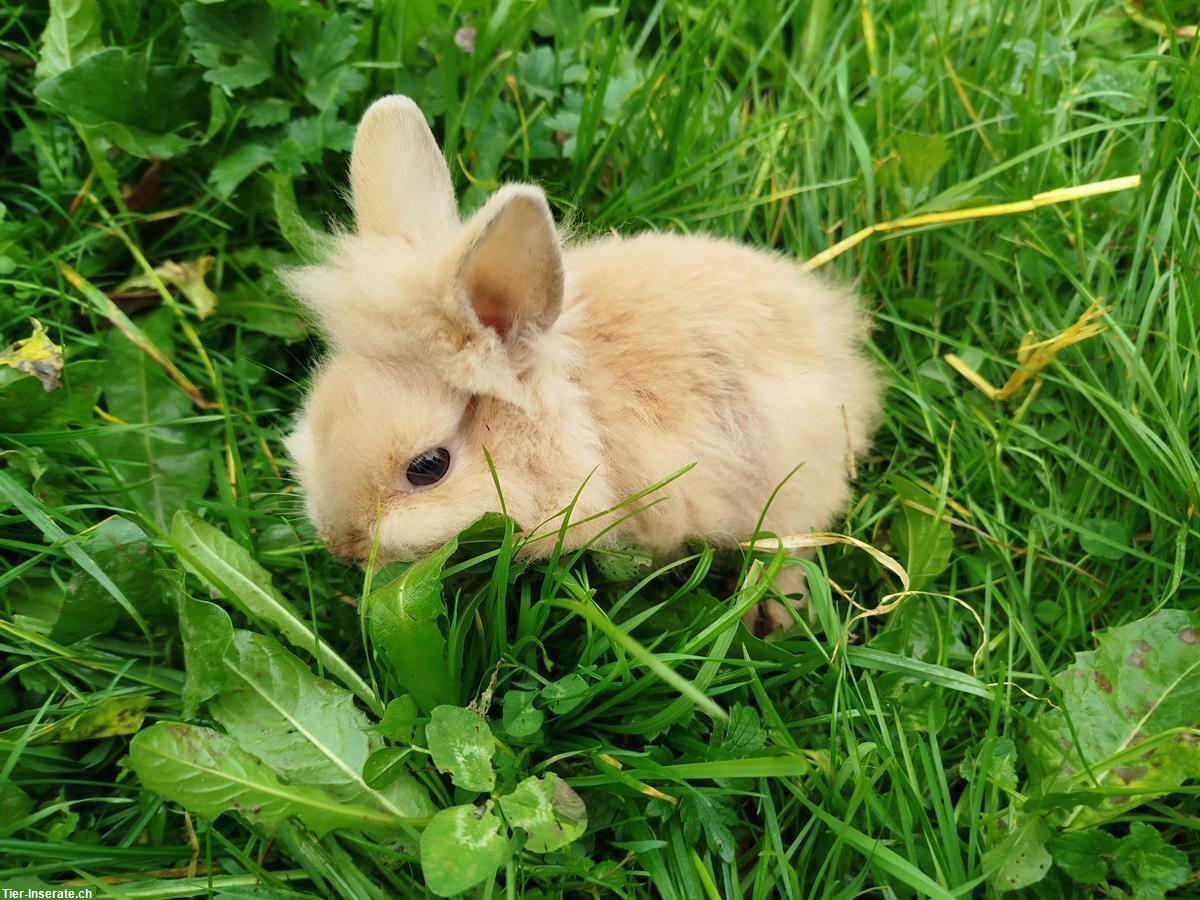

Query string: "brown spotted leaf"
[1031, 609, 1200, 827]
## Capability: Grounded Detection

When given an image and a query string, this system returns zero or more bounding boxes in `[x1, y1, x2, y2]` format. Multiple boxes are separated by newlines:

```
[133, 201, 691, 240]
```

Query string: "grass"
[2, 0, 1199, 897]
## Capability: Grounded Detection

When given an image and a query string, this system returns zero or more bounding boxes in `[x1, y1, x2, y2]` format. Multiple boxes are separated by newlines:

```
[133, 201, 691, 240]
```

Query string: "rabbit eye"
[406, 447, 451, 487]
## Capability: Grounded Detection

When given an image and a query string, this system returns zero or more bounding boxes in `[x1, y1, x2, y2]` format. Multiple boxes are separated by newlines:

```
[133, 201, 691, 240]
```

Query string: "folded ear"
[454, 185, 563, 340]
[350, 95, 457, 241]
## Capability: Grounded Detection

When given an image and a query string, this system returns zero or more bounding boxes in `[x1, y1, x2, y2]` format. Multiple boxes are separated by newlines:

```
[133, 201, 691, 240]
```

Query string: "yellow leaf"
[0, 319, 63, 391]
[118, 256, 219, 319]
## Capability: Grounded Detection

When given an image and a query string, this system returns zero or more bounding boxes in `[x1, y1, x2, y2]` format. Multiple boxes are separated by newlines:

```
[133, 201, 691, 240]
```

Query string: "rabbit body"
[285, 96, 881, 567]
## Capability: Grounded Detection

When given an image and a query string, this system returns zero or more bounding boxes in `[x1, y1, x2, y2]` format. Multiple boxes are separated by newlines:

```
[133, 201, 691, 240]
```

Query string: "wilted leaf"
[36, 0, 103, 80]
[35, 48, 205, 158]
[419, 802, 508, 897]
[182, 1, 279, 92]
[368, 538, 457, 714]
[170, 511, 380, 715]
[426, 705, 496, 792]
[0, 319, 62, 391]
[129, 723, 395, 836]
[117, 258, 219, 319]
[498, 773, 587, 853]
[40, 695, 149, 743]
[208, 630, 430, 818]
[1031, 609, 1200, 827]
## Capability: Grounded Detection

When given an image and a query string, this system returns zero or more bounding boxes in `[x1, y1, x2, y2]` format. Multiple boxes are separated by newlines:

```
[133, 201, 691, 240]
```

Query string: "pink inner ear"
[470, 286, 513, 338]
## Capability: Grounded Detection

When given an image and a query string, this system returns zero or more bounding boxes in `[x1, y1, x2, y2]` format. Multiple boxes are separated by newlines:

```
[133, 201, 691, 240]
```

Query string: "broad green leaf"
[363, 747, 411, 789]
[128, 723, 394, 836]
[209, 143, 273, 200]
[0, 359, 101, 432]
[718, 703, 767, 755]
[426, 705, 496, 792]
[588, 545, 652, 581]
[419, 802, 508, 898]
[984, 818, 1053, 892]
[52, 517, 161, 643]
[1049, 829, 1117, 884]
[175, 590, 233, 718]
[1111, 822, 1189, 900]
[1030, 609, 1200, 826]
[0, 470, 149, 638]
[497, 773, 587, 853]
[1079, 517, 1129, 560]
[291, 13, 366, 109]
[541, 673, 588, 714]
[377, 694, 419, 744]
[181, 1, 279, 92]
[501, 690, 543, 738]
[895, 131, 950, 193]
[208, 630, 430, 819]
[367, 538, 457, 714]
[36, 0, 103, 81]
[96, 309, 209, 526]
[0, 783, 33, 837]
[35, 48, 205, 158]
[678, 792, 738, 864]
[889, 477, 953, 589]
[170, 511, 380, 715]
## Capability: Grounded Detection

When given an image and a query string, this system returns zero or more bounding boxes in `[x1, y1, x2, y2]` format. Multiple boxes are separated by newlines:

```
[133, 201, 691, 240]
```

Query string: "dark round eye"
[406, 447, 451, 487]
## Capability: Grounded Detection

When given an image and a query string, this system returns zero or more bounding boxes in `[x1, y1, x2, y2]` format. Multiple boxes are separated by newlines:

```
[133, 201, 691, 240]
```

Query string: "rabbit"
[283, 95, 883, 633]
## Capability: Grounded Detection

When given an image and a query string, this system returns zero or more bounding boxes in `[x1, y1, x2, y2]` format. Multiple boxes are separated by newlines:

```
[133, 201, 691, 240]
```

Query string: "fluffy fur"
[285, 96, 883, 590]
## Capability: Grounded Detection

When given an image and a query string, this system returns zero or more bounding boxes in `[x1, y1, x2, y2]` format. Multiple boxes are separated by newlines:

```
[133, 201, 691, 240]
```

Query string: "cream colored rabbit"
[285, 95, 882, 631]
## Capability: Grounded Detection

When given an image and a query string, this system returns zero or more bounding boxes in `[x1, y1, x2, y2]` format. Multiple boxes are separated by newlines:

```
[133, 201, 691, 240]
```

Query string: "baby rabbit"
[285, 96, 882, 631]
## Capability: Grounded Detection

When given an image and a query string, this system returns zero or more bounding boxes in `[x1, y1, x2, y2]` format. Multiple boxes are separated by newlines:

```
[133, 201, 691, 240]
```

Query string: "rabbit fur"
[284, 96, 882, 628]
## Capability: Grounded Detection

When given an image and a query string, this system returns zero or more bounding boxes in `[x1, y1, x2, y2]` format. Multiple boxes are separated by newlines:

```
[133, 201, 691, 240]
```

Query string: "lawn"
[2, 0, 1199, 897]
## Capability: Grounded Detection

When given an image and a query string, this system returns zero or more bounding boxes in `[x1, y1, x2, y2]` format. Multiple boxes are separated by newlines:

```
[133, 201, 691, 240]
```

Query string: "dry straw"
[801, 174, 1141, 272]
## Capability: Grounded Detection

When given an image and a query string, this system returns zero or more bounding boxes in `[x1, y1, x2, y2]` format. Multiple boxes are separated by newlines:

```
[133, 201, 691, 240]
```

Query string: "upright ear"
[349, 95, 457, 241]
[455, 185, 563, 340]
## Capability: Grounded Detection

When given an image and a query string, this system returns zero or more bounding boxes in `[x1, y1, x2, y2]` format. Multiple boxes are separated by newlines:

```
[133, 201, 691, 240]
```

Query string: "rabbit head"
[284, 96, 608, 563]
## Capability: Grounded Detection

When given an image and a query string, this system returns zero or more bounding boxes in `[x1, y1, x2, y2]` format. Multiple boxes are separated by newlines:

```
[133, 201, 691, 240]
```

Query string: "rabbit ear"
[455, 185, 563, 339]
[349, 95, 457, 240]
